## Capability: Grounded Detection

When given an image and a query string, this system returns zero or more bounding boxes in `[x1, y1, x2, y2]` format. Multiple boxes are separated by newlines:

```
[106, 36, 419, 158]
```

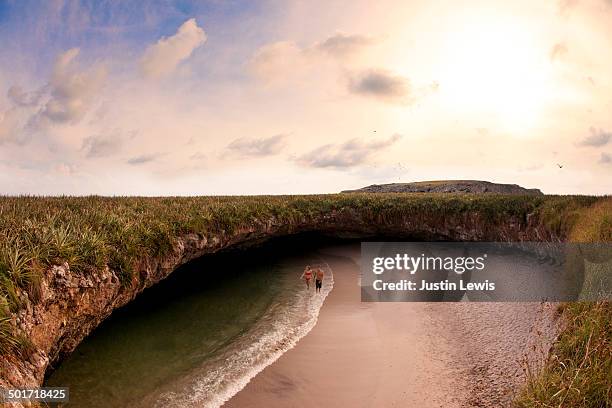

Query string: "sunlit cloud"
[1, 47, 106, 145]
[190, 151, 207, 161]
[54, 162, 78, 176]
[550, 43, 568, 62]
[348, 69, 412, 104]
[7, 86, 44, 107]
[557, 0, 579, 16]
[314, 33, 373, 57]
[297, 134, 401, 169]
[249, 33, 373, 82]
[82, 131, 123, 158]
[578, 127, 611, 147]
[140, 18, 207, 78]
[249, 41, 307, 80]
[127, 153, 162, 165]
[33, 48, 107, 127]
[225, 134, 287, 158]
[0, 108, 25, 144]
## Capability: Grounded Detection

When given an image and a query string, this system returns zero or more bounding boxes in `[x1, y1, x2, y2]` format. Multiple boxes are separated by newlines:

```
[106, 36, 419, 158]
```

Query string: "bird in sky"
[557, 163, 564, 168]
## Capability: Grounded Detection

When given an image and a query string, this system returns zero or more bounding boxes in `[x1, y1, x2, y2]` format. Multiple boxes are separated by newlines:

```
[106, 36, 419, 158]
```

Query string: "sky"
[0, 0, 611, 195]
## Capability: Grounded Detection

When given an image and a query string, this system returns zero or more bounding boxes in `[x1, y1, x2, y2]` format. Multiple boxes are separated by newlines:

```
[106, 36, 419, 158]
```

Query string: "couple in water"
[301, 265, 324, 293]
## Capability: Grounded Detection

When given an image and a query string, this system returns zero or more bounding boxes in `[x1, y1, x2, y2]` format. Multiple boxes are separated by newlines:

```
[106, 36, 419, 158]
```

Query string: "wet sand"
[225, 244, 560, 408]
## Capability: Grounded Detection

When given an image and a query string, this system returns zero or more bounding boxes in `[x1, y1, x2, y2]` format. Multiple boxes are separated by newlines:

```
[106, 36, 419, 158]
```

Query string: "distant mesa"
[342, 180, 543, 195]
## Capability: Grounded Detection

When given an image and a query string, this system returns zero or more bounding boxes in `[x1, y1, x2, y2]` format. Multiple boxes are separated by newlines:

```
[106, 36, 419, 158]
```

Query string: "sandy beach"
[225, 244, 560, 408]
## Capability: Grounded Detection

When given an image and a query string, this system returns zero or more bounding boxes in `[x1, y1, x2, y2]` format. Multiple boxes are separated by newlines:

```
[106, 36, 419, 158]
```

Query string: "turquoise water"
[45, 245, 333, 407]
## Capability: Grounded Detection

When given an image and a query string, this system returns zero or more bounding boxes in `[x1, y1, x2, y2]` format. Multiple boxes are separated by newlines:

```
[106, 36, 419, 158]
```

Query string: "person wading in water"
[301, 266, 313, 289]
[315, 267, 325, 293]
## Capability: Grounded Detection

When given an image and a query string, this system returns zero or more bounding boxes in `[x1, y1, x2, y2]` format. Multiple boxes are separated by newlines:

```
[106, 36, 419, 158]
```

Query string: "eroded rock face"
[342, 180, 543, 195]
[0, 209, 560, 405]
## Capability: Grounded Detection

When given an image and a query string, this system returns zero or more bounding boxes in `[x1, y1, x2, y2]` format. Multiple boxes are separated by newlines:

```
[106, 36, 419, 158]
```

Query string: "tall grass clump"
[0, 292, 34, 358]
[516, 198, 611, 408]
[0, 313, 20, 356]
[516, 302, 611, 408]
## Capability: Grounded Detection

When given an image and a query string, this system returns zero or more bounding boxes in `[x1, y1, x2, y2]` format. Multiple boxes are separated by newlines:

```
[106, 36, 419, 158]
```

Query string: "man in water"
[301, 266, 313, 289]
[315, 267, 325, 293]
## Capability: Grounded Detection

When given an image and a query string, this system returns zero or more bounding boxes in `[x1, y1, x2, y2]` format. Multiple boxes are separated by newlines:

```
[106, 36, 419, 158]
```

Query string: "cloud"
[53, 162, 77, 175]
[314, 33, 373, 57]
[348, 70, 413, 104]
[81, 132, 122, 158]
[297, 134, 401, 169]
[7, 86, 44, 107]
[249, 33, 373, 81]
[33, 48, 107, 126]
[140, 18, 206, 78]
[518, 164, 544, 172]
[558, 0, 579, 15]
[600, 152, 611, 164]
[550, 43, 568, 62]
[190, 151, 207, 160]
[226, 134, 287, 158]
[127, 153, 160, 165]
[249, 41, 307, 80]
[0, 108, 25, 144]
[578, 127, 611, 147]
[1, 48, 106, 140]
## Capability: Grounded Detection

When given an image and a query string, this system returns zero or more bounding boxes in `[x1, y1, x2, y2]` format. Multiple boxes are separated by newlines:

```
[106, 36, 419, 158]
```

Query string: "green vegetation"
[0, 304, 18, 356]
[0, 297, 33, 358]
[516, 301, 611, 408]
[0, 193, 609, 400]
[0, 194, 596, 308]
[516, 198, 612, 408]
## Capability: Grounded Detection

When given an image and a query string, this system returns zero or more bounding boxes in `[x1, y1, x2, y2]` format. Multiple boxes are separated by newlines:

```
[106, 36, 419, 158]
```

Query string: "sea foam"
[151, 262, 334, 408]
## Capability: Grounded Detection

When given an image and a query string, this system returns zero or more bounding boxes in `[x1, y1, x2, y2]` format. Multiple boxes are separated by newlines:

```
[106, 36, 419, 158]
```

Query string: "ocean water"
[45, 244, 333, 407]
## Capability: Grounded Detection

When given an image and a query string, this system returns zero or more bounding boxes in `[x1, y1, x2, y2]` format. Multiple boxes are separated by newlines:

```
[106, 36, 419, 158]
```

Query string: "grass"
[0, 297, 19, 356]
[0, 296, 33, 358]
[0, 193, 609, 397]
[516, 301, 611, 408]
[515, 198, 612, 408]
[0, 193, 589, 303]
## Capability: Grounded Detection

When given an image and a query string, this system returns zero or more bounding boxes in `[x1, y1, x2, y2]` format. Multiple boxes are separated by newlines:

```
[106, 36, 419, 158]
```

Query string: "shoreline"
[139, 258, 336, 408]
[225, 244, 472, 407]
[224, 244, 561, 408]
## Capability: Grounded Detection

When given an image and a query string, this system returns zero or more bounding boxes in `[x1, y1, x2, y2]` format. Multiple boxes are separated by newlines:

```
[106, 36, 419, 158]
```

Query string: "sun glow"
[434, 16, 553, 135]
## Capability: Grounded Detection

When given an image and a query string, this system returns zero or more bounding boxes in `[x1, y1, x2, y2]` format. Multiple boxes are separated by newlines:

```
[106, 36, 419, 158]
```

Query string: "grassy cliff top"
[0, 193, 607, 310]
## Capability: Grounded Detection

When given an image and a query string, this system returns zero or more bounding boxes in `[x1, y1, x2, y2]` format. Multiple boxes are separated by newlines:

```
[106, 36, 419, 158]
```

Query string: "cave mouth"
[44, 232, 444, 408]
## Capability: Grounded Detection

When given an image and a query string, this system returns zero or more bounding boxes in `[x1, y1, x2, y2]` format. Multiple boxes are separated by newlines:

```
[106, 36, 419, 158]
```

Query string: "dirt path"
[224, 244, 560, 408]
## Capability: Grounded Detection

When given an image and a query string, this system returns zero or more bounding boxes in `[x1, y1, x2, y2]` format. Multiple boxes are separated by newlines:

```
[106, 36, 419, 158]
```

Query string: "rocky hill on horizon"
[342, 180, 543, 195]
